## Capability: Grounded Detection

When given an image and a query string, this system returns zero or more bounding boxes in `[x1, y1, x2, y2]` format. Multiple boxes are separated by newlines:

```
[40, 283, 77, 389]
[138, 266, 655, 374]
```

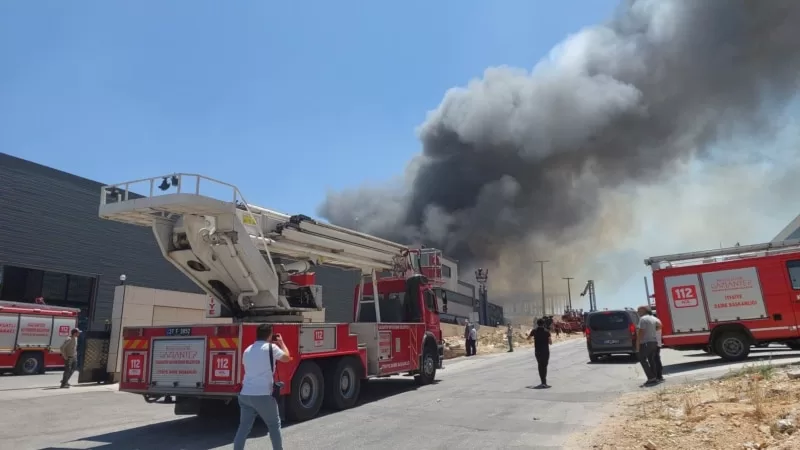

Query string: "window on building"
[66, 275, 95, 304]
[442, 264, 452, 278]
[41, 271, 68, 303]
[786, 260, 800, 290]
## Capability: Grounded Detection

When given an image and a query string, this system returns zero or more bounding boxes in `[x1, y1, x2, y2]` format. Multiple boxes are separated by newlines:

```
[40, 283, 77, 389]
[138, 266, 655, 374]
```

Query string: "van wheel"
[415, 344, 437, 386]
[323, 357, 362, 411]
[714, 332, 750, 362]
[589, 353, 600, 363]
[286, 361, 324, 422]
[14, 352, 43, 375]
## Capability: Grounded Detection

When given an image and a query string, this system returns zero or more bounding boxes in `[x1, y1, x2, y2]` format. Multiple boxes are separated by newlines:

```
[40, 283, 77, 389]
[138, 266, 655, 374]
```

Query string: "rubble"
[441, 323, 581, 359]
[567, 363, 800, 450]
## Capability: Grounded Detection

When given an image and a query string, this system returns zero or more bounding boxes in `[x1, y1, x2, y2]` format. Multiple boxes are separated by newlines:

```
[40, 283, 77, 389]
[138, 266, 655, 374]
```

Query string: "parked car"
[585, 309, 640, 362]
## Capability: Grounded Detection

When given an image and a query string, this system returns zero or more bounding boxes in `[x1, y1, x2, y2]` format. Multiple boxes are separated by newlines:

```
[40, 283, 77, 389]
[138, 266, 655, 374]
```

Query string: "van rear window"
[588, 312, 630, 331]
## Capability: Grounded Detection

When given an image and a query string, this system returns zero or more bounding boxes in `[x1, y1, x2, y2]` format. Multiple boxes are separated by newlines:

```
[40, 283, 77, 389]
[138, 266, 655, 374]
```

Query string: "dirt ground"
[568, 363, 800, 450]
[442, 324, 581, 359]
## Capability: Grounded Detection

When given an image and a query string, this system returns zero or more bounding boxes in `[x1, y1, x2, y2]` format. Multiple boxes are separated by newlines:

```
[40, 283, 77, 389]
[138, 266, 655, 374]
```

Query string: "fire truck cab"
[99, 174, 447, 422]
[646, 239, 800, 362]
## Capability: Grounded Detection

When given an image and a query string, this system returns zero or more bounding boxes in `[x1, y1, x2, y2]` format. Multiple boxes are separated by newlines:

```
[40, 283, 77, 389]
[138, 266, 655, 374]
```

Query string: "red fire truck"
[645, 239, 800, 362]
[0, 300, 79, 375]
[99, 174, 448, 422]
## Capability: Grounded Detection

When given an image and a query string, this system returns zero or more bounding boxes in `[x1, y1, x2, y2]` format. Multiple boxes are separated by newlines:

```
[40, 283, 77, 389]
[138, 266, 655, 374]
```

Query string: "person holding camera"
[234, 324, 291, 450]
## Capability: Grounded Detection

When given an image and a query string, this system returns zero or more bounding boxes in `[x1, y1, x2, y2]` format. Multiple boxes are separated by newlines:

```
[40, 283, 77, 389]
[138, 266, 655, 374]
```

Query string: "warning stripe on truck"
[209, 337, 239, 349]
[123, 339, 149, 350]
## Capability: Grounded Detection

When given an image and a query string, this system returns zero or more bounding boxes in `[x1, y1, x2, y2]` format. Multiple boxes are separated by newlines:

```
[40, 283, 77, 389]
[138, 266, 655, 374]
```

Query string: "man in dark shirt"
[528, 319, 553, 388]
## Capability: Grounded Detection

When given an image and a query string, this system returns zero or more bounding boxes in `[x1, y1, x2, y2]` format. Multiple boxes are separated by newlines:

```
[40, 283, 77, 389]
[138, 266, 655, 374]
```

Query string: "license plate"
[604, 339, 619, 344]
[165, 327, 192, 337]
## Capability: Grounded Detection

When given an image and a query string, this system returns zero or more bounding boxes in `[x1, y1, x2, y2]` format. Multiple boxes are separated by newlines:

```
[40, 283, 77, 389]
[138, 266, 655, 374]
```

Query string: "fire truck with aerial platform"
[0, 300, 79, 375]
[645, 239, 800, 362]
[99, 174, 447, 422]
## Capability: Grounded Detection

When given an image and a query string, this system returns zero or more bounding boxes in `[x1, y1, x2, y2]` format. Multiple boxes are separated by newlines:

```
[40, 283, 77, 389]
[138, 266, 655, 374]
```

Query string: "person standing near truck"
[59, 328, 80, 389]
[650, 310, 665, 383]
[636, 306, 660, 386]
[234, 323, 292, 450]
[507, 323, 514, 352]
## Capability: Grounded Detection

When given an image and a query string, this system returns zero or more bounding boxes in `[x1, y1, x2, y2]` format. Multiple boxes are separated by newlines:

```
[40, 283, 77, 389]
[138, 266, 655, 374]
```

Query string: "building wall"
[0, 153, 201, 330]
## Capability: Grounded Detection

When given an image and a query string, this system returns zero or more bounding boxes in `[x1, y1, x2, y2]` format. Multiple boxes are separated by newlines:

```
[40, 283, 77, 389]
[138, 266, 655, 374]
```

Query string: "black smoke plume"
[319, 0, 800, 301]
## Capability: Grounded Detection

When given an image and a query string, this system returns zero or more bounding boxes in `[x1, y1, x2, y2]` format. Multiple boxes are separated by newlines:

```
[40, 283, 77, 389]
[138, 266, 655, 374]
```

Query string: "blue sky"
[1, 0, 617, 215]
[1, 0, 650, 309]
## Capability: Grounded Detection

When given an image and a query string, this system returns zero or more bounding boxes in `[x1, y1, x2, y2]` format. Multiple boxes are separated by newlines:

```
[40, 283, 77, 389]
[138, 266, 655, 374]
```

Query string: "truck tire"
[286, 361, 325, 422]
[714, 332, 750, 362]
[14, 352, 43, 375]
[323, 357, 362, 411]
[414, 343, 437, 386]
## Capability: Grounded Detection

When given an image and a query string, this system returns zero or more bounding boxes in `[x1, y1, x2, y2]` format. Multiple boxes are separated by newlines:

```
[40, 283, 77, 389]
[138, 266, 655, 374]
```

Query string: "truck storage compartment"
[150, 338, 207, 388]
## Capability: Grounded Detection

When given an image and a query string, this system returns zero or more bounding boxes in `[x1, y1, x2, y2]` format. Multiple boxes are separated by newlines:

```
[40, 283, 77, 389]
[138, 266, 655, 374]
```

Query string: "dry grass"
[568, 363, 800, 450]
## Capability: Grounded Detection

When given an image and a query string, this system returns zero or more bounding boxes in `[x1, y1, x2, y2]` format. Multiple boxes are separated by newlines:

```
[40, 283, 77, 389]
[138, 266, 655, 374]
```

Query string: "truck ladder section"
[644, 239, 800, 269]
[98, 174, 419, 319]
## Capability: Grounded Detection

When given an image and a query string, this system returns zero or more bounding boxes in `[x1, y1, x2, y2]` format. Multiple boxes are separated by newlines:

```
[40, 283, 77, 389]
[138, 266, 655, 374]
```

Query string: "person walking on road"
[528, 319, 552, 388]
[59, 328, 80, 388]
[234, 324, 291, 450]
[507, 324, 514, 352]
[636, 306, 661, 386]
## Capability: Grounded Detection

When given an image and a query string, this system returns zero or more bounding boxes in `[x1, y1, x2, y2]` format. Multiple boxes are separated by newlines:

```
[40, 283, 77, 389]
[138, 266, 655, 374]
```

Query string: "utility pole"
[536, 260, 549, 317]
[563, 277, 574, 311]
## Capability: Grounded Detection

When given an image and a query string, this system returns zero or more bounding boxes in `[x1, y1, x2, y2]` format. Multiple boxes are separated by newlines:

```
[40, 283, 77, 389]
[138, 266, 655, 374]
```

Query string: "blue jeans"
[233, 394, 283, 450]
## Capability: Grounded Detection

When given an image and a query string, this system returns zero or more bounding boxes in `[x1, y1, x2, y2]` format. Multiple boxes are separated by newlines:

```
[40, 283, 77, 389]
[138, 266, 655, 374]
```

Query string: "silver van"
[585, 309, 640, 362]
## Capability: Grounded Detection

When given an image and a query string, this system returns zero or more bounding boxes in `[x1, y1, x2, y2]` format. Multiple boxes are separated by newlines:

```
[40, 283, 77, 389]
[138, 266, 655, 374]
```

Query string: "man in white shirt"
[234, 324, 291, 450]
[468, 324, 478, 356]
[650, 311, 665, 383]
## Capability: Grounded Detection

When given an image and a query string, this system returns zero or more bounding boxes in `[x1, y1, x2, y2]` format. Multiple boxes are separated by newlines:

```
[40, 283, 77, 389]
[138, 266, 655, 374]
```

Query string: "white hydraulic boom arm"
[98, 174, 421, 318]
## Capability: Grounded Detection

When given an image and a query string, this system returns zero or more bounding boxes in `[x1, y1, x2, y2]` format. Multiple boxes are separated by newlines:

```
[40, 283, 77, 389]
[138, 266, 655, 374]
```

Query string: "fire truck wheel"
[14, 352, 43, 375]
[286, 361, 324, 422]
[323, 357, 362, 411]
[714, 332, 751, 362]
[415, 344, 437, 386]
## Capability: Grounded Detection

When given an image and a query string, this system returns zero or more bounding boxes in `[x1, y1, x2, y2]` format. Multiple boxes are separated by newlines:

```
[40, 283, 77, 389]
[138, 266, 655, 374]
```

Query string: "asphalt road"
[3, 341, 800, 450]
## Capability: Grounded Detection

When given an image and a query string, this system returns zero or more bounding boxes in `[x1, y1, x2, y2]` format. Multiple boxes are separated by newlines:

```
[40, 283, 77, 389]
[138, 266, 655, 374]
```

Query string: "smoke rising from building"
[319, 0, 800, 303]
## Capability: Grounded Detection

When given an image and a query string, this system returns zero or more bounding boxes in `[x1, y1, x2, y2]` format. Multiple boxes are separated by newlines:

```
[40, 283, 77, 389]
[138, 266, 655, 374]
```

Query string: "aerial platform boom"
[98, 174, 428, 319]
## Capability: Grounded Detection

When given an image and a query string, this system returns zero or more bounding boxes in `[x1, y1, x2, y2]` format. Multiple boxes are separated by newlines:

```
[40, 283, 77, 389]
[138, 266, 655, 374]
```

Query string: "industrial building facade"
[0, 153, 501, 329]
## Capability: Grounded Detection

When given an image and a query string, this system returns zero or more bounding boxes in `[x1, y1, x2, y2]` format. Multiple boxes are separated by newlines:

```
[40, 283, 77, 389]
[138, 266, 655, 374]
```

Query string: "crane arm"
[98, 174, 424, 317]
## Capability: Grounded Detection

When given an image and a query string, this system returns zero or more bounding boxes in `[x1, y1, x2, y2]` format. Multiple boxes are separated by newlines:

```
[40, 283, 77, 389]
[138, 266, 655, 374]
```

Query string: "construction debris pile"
[572, 364, 800, 450]
[442, 324, 581, 359]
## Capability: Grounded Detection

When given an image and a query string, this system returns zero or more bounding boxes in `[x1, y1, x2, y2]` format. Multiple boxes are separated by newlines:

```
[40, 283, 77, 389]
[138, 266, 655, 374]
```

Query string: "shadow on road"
[663, 351, 800, 376]
[586, 355, 639, 365]
[38, 377, 434, 450]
